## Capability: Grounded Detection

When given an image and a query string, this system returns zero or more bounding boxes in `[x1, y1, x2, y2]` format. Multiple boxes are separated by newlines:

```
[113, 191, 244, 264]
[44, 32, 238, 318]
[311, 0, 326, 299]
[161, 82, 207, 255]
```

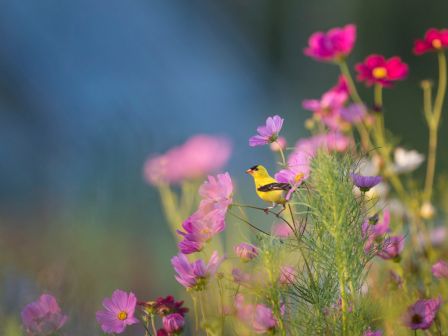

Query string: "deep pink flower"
[234, 243, 259, 262]
[304, 24, 356, 62]
[171, 251, 223, 290]
[162, 313, 185, 334]
[403, 297, 442, 330]
[378, 235, 404, 260]
[332, 75, 350, 95]
[149, 296, 188, 317]
[144, 135, 231, 185]
[355, 55, 408, 87]
[21, 294, 68, 336]
[414, 28, 448, 55]
[279, 266, 297, 285]
[363, 329, 382, 336]
[96, 290, 138, 334]
[432, 260, 448, 279]
[157, 329, 169, 336]
[249, 115, 284, 147]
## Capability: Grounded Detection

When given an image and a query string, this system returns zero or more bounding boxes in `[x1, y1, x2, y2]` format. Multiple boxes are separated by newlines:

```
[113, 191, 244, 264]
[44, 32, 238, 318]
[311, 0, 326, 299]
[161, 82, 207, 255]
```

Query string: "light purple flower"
[340, 103, 367, 123]
[171, 251, 223, 290]
[363, 329, 382, 336]
[249, 115, 284, 147]
[403, 297, 442, 330]
[432, 260, 448, 279]
[362, 209, 391, 253]
[378, 235, 404, 260]
[350, 173, 382, 192]
[198, 172, 233, 213]
[21, 294, 68, 336]
[252, 304, 278, 334]
[234, 243, 259, 262]
[96, 290, 139, 334]
[162, 313, 185, 334]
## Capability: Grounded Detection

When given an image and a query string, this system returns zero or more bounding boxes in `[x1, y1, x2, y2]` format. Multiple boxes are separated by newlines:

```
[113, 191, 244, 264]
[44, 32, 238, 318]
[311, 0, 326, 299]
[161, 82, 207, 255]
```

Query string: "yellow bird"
[245, 165, 291, 212]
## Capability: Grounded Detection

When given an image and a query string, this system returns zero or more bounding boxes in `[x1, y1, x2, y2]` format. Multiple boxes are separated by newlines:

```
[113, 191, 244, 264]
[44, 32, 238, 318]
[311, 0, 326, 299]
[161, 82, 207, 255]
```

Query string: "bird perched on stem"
[246, 165, 291, 213]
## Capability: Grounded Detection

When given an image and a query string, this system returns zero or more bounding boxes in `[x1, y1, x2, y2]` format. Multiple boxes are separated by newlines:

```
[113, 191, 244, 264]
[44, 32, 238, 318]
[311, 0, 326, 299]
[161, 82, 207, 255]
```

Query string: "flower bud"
[234, 243, 258, 262]
[162, 313, 185, 334]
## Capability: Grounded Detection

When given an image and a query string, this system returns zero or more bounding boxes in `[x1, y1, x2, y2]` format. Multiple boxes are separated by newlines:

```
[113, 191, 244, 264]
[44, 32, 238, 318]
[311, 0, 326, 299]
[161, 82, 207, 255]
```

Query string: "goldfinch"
[246, 165, 291, 211]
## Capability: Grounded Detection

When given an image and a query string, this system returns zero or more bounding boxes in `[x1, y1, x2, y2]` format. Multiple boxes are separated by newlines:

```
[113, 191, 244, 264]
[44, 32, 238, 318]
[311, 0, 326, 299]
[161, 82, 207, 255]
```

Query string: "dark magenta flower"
[171, 251, 223, 290]
[162, 313, 185, 334]
[21, 294, 68, 336]
[350, 173, 382, 192]
[355, 55, 408, 87]
[249, 115, 284, 147]
[304, 24, 356, 62]
[432, 260, 448, 279]
[149, 296, 188, 317]
[96, 290, 138, 334]
[234, 243, 259, 262]
[403, 297, 442, 330]
[414, 28, 448, 55]
[378, 235, 405, 260]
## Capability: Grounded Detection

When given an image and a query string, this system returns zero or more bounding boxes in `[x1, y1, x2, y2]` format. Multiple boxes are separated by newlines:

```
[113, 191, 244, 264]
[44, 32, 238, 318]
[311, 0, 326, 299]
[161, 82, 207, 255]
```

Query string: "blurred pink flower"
[270, 136, 287, 152]
[363, 209, 391, 253]
[303, 91, 348, 130]
[378, 235, 404, 260]
[249, 115, 284, 147]
[232, 268, 252, 284]
[162, 313, 185, 334]
[171, 251, 223, 290]
[21, 294, 68, 336]
[234, 243, 259, 262]
[96, 290, 138, 334]
[304, 24, 356, 62]
[144, 135, 231, 185]
[432, 260, 448, 279]
[403, 297, 442, 330]
[340, 103, 367, 123]
[414, 28, 448, 55]
[279, 266, 297, 285]
[198, 172, 233, 211]
[272, 222, 294, 238]
[234, 294, 277, 334]
[363, 329, 382, 336]
[355, 55, 408, 87]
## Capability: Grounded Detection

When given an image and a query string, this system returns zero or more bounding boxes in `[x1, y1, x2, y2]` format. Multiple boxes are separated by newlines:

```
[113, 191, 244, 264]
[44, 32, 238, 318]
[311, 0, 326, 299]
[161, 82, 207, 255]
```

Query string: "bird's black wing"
[257, 183, 291, 192]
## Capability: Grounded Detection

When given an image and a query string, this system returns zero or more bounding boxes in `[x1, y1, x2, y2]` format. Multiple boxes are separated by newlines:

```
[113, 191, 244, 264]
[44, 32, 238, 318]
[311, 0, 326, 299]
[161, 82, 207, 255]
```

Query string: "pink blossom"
[198, 172, 233, 211]
[270, 136, 287, 152]
[304, 24, 356, 62]
[340, 103, 367, 123]
[232, 268, 252, 284]
[249, 115, 284, 147]
[279, 266, 297, 285]
[432, 260, 448, 279]
[272, 222, 294, 238]
[234, 294, 277, 334]
[162, 313, 185, 334]
[144, 135, 231, 185]
[171, 251, 223, 290]
[303, 91, 348, 130]
[21, 294, 68, 336]
[355, 54, 408, 87]
[96, 290, 139, 334]
[378, 235, 404, 260]
[363, 209, 391, 253]
[414, 28, 448, 55]
[234, 243, 259, 262]
[403, 297, 442, 330]
[363, 329, 382, 336]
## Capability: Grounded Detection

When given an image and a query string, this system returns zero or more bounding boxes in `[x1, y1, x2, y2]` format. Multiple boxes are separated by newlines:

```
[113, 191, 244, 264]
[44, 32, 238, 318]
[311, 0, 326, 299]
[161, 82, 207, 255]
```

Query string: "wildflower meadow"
[7, 19, 448, 336]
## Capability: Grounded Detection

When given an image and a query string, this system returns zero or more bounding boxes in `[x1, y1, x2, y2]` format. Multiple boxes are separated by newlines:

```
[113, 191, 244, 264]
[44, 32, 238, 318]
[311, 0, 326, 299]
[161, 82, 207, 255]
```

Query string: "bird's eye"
[249, 165, 259, 171]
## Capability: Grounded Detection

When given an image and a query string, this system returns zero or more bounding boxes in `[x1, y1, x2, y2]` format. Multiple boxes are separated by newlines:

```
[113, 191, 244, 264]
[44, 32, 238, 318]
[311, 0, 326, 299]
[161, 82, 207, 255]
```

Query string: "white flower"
[393, 147, 424, 173]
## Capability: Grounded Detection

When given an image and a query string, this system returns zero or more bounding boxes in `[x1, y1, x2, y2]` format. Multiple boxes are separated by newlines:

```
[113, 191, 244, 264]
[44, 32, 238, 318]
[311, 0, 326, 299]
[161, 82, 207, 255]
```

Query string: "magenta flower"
[21, 294, 68, 336]
[148, 296, 189, 317]
[249, 115, 284, 147]
[355, 55, 408, 87]
[303, 90, 348, 130]
[144, 135, 231, 185]
[304, 24, 356, 62]
[171, 251, 223, 290]
[350, 173, 382, 192]
[363, 329, 382, 336]
[96, 290, 138, 334]
[414, 28, 448, 55]
[279, 266, 297, 285]
[362, 209, 391, 252]
[432, 260, 448, 279]
[162, 313, 185, 334]
[378, 235, 404, 260]
[234, 243, 259, 262]
[252, 304, 278, 334]
[403, 297, 442, 330]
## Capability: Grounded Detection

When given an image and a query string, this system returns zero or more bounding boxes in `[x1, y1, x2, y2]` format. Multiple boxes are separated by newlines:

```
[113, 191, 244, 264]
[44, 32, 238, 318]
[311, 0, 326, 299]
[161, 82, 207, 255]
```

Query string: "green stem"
[338, 60, 362, 103]
[228, 210, 271, 236]
[277, 142, 287, 167]
[192, 295, 199, 332]
[150, 315, 157, 336]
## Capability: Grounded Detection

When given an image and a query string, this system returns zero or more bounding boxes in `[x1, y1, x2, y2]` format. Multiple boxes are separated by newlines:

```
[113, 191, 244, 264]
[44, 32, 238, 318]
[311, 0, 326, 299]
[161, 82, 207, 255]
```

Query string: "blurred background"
[1, 0, 447, 334]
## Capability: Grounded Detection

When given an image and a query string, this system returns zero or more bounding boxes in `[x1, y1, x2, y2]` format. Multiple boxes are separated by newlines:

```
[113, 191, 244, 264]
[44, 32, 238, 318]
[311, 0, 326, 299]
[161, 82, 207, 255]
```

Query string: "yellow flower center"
[117, 311, 128, 321]
[372, 67, 388, 79]
[294, 173, 304, 183]
[432, 38, 442, 49]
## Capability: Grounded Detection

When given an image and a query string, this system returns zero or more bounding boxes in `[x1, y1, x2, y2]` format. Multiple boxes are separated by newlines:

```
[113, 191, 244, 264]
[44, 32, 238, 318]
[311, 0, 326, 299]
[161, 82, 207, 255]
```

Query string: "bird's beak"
[245, 169, 253, 175]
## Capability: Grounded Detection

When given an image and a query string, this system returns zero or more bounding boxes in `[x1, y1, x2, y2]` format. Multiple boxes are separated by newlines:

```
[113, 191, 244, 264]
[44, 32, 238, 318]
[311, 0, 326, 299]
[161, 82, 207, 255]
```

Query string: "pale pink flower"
[249, 115, 284, 147]
[279, 266, 297, 285]
[432, 260, 448, 279]
[234, 243, 259, 262]
[96, 290, 138, 334]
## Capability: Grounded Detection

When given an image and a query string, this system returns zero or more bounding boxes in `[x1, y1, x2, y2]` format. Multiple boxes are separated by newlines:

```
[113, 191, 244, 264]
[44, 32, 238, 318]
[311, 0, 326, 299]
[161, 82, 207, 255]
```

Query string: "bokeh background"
[1, 0, 448, 334]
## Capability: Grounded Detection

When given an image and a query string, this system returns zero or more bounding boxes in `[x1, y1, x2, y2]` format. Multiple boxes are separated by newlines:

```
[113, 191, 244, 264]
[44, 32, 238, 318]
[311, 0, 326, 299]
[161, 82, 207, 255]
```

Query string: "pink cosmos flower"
[232, 268, 252, 284]
[234, 294, 277, 334]
[249, 115, 284, 147]
[148, 295, 189, 317]
[144, 135, 231, 185]
[162, 313, 185, 334]
[403, 297, 442, 330]
[304, 24, 356, 62]
[414, 28, 448, 55]
[303, 91, 348, 130]
[272, 222, 294, 238]
[432, 260, 448, 279]
[279, 266, 297, 285]
[234, 243, 259, 262]
[355, 55, 408, 87]
[96, 290, 139, 334]
[378, 235, 404, 260]
[362, 209, 391, 252]
[363, 329, 382, 336]
[171, 251, 223, 290]
[21, 294, 68, 336]
[198, 172, 233, 211]
[270, 136, 287, 152]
